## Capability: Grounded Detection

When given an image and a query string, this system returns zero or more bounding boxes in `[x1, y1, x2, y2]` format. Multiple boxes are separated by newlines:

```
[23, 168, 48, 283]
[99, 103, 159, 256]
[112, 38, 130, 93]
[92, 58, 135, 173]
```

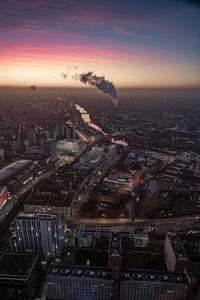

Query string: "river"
[75, 104, 128, 146]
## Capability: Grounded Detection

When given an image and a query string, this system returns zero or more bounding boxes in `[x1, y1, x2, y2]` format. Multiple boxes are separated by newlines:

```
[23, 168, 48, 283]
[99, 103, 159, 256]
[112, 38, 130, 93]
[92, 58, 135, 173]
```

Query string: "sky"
[0, 0, 200, 88]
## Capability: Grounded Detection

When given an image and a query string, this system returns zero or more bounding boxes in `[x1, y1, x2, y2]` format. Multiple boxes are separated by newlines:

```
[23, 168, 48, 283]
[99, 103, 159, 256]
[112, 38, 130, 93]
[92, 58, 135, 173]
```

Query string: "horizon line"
[0, 85, 200, 89]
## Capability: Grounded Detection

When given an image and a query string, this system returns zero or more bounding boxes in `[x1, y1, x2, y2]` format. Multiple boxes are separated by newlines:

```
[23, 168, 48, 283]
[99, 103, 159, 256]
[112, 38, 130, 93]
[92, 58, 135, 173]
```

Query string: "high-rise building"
[43, 139, 57, 160]
[66, 125, 76, 139]
[56, 124, 76, 139]
[164, 233, 189, 272]
[47, 129, 57, 141]
[14, 212, 65, 259]
[120, 269, 189, 300]
[47, 264, 113, 300]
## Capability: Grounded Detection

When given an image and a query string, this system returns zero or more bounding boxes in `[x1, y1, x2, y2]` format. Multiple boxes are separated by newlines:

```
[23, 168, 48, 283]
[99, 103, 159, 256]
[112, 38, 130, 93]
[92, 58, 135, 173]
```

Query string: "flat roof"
[167, 233, 189, 261]
[17, 212, 60, 221]
[48, 264, 112, 280]
[0, 252, 38, 281]
[75, 225, 134, 240]
[120, 269, 188, 285]
[109, 232, 122, 256]
[0, 160, 32, 183]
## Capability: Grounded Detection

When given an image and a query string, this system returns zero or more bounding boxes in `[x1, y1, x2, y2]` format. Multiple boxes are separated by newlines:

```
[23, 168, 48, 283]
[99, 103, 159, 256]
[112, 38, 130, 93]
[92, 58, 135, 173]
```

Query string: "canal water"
[75, 104, 128, 146]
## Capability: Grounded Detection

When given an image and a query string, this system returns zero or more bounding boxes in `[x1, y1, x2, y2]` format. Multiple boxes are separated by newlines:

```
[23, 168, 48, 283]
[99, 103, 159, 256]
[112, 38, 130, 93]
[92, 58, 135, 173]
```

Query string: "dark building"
[0, 252, 39, 300]
[108, 232, 122, 300]
[184, 264, 200, 300]
[43, 139, 57, 160]
[164, 233, 189, 272]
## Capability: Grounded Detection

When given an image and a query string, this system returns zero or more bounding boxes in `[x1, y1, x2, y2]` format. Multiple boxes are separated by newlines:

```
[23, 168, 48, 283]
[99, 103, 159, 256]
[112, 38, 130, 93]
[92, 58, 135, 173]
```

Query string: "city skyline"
[0, 0, 200, 88]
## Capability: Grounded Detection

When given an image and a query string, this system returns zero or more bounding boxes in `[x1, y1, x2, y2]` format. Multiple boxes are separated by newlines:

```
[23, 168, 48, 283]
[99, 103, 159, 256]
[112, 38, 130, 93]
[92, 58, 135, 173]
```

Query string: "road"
[64, 214, 200, 228]
[73, 154, 120, 218]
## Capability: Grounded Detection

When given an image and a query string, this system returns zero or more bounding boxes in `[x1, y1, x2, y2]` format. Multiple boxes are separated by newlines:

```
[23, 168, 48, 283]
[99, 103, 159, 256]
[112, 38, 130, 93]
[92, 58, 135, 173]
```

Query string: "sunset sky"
[0, 0, 200, 88]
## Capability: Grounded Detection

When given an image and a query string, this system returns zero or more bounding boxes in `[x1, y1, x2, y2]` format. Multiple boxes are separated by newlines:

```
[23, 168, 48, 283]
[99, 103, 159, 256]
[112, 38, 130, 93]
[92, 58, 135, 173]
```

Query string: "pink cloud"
[0, 39, 149, 63]
[0, 52, 124, 65]
[111, 27, 150, 39]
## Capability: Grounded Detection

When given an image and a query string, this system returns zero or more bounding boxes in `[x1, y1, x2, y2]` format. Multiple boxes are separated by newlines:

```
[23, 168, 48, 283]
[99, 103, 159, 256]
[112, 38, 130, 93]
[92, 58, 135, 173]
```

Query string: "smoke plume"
[30, 85, 37, 91]
[61, 72, 67, 79]
[79, 71, 119, 106]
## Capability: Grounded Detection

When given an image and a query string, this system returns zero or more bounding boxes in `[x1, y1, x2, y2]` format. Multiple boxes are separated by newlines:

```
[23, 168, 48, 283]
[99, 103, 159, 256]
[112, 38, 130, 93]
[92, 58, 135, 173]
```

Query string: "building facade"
[13, 212, 65, 258]
[43, 139, 57, 160]
[120, 270, 189, 300]
[164, 233, 189, 272]
[47, 265, 113, 300]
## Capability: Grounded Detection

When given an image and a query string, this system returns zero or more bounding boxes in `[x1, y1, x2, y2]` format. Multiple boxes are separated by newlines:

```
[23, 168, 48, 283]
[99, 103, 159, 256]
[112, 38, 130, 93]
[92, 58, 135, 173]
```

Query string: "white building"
[57, 139, 83, 155]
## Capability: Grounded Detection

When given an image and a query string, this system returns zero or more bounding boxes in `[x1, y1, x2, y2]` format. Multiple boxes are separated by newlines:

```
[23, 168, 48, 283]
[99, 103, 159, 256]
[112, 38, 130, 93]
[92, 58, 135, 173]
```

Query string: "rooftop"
[25, 169, 90, 208]
[109, 232, 122, 257]
[16, 212, 60, 221]
[75, 225, 134, 241]
[0, 160, 32, 183]
[48, 264, 113, 280]
[120, 269, 188, 284]
[167, 233, 189, 261]
[0, 252, 38, 281]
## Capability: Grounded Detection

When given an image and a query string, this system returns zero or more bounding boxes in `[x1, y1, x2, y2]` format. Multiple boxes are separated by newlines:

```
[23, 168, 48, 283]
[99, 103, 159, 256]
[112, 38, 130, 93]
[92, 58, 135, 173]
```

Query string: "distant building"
[57, 139, 83, 155]
[120, 269, 189, 300]
[104, 170, 133, 191]
[66, 125, 77, 139]
[0, 159, 32, 186]
[0, 186, 8, 207]
[13, 212, 65, 259]
[46, 129, 57, 141]
[56, 124, 76, 139]
[0, 252, 39, 300]
[164, 233, 189, 272]
[43, 139, 57, 160]
[25, 130, 37, 146]
[24, 140, 29, 151]
[26, 145, 43, 155]
[0, 149, 4, 166]
[47, 264, 113, 300]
